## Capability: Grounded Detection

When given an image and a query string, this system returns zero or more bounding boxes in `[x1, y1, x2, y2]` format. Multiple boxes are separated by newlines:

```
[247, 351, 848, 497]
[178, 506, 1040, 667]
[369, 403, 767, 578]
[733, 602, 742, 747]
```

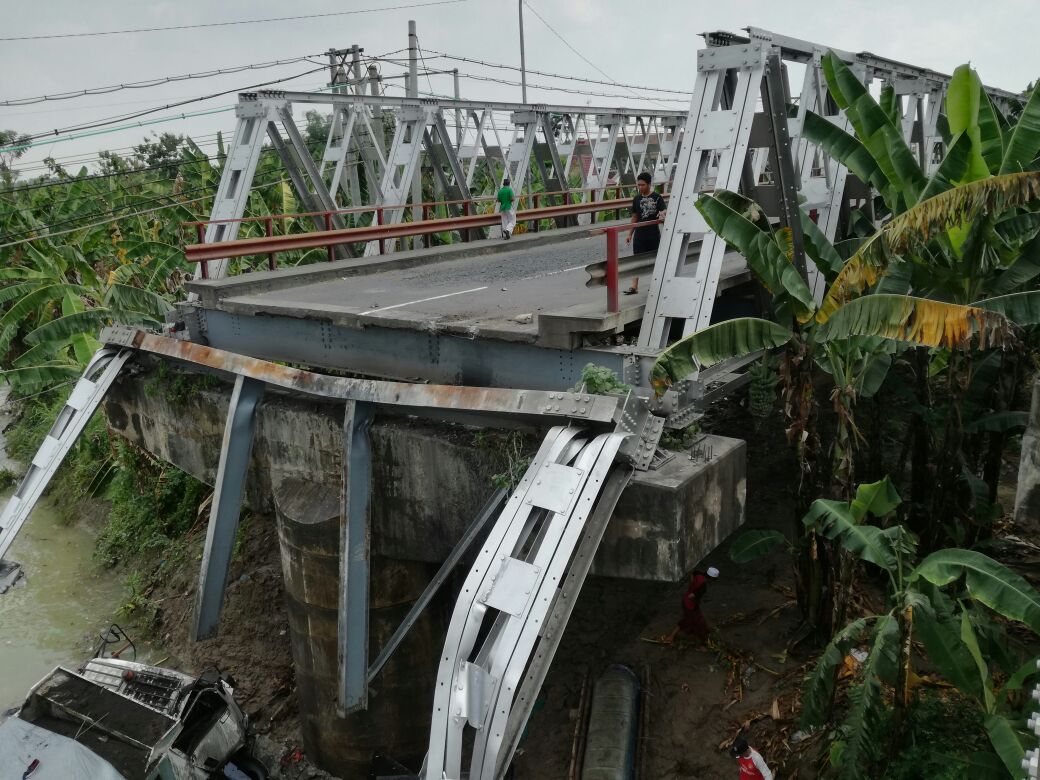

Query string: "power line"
[1, 132, 343, 228]
[450, 69, 687, 103]
[519, 1, 666, 108]
[0, 54, 322, 106]
[415, 36, 437, 97]
[2, 49, 405, 157]
[0, 168, 303, 249]
[15, 65, 328, 146]
[416, 49, 693, 96]
[1, 1, 469, 41]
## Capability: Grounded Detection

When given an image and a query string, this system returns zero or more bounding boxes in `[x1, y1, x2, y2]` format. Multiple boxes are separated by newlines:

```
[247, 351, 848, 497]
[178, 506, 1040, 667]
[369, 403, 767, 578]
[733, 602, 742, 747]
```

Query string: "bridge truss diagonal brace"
[197, 99, 277, 280]
[338, 399, 375, 715]
[192, 374, 265, 640]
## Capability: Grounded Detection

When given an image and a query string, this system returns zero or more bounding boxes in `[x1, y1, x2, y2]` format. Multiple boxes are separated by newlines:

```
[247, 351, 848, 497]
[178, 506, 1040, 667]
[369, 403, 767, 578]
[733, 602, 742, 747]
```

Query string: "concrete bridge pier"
[272, 477, 441, 776]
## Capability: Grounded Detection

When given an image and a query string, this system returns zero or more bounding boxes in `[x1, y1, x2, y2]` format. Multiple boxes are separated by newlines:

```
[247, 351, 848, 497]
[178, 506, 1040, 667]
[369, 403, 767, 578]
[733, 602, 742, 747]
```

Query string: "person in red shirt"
[661, 566, 719, 645]
[729, 735, 773, 780]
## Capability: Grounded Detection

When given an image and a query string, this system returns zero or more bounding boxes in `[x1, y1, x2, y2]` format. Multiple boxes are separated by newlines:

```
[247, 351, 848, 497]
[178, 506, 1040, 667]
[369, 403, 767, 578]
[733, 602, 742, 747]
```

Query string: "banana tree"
[650, 180, 1040, 632]
[800, 53, 1040, 538]
[792, 479, 1040, 779]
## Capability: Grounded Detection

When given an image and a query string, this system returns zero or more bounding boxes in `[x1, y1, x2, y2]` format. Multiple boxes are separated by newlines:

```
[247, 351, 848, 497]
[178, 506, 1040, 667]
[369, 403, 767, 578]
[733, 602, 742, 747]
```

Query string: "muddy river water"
[0, 389, 129, 709]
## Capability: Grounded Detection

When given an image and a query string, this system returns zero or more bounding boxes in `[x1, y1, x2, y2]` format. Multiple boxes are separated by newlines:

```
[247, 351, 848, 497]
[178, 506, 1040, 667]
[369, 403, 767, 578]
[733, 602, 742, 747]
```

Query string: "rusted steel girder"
[100, 325, 644, 429]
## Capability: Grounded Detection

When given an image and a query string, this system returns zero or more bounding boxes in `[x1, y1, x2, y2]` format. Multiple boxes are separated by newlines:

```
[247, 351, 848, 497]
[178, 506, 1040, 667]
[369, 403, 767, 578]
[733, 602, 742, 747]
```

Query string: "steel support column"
[338, 399, 375, 715]
[192, 374, 265, 640]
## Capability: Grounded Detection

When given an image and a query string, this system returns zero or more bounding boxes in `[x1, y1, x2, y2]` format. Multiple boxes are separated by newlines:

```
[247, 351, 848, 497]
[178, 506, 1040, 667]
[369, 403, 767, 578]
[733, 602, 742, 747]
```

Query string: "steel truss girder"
[365, 488, 509, 687]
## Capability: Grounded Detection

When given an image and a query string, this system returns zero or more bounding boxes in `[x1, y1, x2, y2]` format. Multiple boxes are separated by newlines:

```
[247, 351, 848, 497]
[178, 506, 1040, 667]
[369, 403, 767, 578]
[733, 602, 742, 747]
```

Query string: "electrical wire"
[1, 1, 469, 42]
[16, 65, 329, 145]
[0, 168, 306, 249]
[0, 54, 324, 106]
[519, 0, 665, 107]
[415, 36, 438, 97]
[451, 70, 688, 103]
[1, 133, 344, 234]
[415, 49, 693, 96]
[2, 48, 405, 157]
[369, 56, 685, 103]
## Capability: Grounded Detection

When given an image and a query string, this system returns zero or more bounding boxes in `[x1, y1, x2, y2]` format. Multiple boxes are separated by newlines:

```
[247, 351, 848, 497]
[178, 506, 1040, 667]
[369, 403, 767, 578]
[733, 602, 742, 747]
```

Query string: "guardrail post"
[324, 213, 334, 262]
[533, 194, 541, 233]
[376, 208, 385, 255]
[606, 228, 620, 314]
[195, 223, 209, 279]
[265, 217, 276, 270]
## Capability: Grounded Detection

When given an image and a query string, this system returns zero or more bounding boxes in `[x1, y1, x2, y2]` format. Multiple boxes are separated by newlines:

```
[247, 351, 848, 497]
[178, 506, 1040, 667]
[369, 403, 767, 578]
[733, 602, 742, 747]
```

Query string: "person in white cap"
[662, 566, 720, 645]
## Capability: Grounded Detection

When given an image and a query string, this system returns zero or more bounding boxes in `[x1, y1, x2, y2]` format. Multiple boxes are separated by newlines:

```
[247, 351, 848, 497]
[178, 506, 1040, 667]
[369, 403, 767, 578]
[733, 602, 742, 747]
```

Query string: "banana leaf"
[650, 317, 794, 392]
[974, 287, 1040, 324]
[999, 80, 1040, 174]
[818, 294, 1014, 350]
[728, 530, 787, 563]
[912, 548, 1040, 633]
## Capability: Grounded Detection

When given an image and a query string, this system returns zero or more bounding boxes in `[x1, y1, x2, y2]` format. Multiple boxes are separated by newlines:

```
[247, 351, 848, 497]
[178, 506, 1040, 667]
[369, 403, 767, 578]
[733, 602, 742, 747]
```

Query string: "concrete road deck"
[187, 221, 753, 348]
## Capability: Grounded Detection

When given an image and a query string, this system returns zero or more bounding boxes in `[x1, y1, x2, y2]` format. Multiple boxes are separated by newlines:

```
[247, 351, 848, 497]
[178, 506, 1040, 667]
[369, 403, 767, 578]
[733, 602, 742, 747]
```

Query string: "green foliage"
[117, 570, 154, 619]
[884, 691, 999, 780]
[747, 355, 778, 417]
[571, 363, 630, 395]
[96, 439, 208, 565]
[799, 479, 1040, 776]
[0, 468, 16, 491]
[727, 529, 788, 563]
[473, 430, 535, 490]
[5, 393, 208, 565]
[659, 421, 701, 451]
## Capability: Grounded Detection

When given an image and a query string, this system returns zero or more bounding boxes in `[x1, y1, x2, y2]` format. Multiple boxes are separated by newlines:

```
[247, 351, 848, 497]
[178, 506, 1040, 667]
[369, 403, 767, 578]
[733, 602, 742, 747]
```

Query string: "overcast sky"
[1, 0, 1037, 176]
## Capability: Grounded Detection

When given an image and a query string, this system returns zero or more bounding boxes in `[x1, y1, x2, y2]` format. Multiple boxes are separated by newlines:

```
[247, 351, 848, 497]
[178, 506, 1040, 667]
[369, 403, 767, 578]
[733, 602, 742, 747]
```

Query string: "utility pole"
[349, 45, 363, 94]
[408, 20, 422, 248]
[327, 47, 348, 92]
[518, 0, 528, 103]
[453, 68, 462, 146]
[368, 64, 385, 157]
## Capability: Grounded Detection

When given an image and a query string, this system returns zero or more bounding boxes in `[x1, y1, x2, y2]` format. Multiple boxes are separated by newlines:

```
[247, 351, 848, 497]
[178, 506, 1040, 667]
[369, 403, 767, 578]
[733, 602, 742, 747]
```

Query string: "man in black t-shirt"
[624, 171, 666, 294]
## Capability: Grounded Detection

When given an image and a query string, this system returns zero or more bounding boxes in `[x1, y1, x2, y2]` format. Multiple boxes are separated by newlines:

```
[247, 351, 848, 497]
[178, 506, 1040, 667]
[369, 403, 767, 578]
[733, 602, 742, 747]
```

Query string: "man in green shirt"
[497, 177, 516, 239]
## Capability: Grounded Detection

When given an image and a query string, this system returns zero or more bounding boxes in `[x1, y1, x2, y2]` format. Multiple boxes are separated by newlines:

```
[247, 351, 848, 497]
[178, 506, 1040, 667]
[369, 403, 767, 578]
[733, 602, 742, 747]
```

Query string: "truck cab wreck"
[0, 655, 266, 779]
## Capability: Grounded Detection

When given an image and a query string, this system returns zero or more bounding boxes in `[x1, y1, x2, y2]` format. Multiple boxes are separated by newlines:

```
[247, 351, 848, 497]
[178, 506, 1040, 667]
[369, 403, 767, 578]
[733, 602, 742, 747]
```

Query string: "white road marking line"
[517, 263, 588, 282]
[360, 286, 488, 316]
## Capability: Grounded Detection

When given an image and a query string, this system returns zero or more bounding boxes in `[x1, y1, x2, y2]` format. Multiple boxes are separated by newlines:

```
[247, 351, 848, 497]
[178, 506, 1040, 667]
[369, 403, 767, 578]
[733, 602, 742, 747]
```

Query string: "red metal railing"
[181, 184, 640, 238]
[591, 218, 664, 314]
[185, 196, 645, 274]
